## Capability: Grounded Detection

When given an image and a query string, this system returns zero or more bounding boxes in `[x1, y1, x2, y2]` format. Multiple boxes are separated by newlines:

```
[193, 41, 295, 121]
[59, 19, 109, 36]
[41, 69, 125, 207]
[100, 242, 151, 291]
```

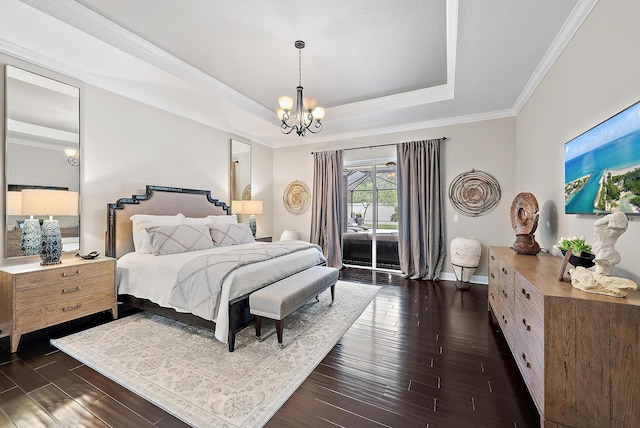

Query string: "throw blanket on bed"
[168, 241, 323, 321]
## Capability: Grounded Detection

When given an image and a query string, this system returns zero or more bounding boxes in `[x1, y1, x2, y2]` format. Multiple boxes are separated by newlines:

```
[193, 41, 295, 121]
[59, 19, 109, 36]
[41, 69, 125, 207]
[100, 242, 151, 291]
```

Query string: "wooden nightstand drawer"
[16, 276, 114, 310]
[13, 260, 114, 290]
[15, 290, 115, 332]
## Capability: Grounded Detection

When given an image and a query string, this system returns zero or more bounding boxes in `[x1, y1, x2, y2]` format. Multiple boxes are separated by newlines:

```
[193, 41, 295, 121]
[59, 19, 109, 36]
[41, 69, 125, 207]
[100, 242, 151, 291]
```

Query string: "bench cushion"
[249, 265, 338, 320]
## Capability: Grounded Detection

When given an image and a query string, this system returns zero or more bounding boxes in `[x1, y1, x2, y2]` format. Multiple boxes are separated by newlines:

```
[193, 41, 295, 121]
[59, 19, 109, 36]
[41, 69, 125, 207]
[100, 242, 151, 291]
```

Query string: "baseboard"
[440, 272, 488, 285]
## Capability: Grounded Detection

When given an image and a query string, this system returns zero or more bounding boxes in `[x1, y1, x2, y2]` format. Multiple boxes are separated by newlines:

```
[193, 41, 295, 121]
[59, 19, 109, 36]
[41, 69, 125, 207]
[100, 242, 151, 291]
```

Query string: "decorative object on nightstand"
[283, 180, 310, 215]
[21, 189, 78, 265]
[510, 192, 541, 255]
[450, 237, 481, 290]
[0, 256, 117, 353]
[231, 200, 263, 236]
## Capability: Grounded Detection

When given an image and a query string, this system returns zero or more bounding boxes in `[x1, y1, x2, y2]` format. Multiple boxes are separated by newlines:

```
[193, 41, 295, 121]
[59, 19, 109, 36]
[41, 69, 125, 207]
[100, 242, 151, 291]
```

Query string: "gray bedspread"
[168, 241, 324, 321]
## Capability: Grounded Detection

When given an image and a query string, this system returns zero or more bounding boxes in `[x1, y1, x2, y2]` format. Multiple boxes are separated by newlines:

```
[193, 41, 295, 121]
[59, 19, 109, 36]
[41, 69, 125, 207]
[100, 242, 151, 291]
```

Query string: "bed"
[106, 185, 327, 351]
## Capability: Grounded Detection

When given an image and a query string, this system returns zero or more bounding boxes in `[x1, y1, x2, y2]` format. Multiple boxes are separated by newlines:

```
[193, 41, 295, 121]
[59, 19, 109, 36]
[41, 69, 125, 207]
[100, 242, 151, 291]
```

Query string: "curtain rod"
[310, 137, 447, 154]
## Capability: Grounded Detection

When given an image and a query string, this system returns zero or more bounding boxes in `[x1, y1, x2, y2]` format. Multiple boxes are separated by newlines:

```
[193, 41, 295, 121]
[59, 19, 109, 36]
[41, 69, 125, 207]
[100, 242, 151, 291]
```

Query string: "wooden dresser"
[0, 257, 117, 353]
[488, 246, 640, 428]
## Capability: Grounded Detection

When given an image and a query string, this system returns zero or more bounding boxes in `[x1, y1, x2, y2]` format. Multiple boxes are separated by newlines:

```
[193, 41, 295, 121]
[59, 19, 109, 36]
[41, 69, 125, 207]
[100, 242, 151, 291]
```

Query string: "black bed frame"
[106, 185, 252, 352]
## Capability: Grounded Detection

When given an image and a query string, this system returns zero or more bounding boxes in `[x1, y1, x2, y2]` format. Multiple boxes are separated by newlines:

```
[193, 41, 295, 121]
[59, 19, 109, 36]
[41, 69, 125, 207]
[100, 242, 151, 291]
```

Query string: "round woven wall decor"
[283, 180, 311, 215]
[448, 169, 501, 217]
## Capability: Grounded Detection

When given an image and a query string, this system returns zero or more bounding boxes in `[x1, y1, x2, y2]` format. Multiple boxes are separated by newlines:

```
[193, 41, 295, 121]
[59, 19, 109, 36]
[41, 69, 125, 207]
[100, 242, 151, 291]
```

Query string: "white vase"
[450, 237, 482, 283]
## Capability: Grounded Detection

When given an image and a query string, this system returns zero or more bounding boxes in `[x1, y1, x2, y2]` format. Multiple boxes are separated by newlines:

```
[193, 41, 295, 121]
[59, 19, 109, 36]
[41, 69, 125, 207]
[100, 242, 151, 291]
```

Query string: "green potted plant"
[554, 236, 595, 268]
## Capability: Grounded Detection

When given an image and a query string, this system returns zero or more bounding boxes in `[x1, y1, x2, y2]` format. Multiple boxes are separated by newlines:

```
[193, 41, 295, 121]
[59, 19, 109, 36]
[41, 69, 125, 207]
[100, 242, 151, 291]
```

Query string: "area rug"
[51, 280, 379, 427]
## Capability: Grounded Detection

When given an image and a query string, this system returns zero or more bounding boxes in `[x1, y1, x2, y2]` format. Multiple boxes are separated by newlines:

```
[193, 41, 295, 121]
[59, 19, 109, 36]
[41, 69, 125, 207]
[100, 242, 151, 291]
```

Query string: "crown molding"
[19, 0, 275, 122]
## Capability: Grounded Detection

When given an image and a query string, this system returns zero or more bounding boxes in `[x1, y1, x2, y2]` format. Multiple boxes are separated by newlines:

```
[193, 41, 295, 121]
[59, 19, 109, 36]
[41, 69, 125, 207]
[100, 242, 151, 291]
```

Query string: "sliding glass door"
[343, 160, 399, 270]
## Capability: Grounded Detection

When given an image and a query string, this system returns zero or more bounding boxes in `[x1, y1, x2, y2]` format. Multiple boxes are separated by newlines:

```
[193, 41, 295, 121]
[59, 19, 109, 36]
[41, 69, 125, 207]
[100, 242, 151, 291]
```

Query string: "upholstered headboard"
[106, 185, 230, 258]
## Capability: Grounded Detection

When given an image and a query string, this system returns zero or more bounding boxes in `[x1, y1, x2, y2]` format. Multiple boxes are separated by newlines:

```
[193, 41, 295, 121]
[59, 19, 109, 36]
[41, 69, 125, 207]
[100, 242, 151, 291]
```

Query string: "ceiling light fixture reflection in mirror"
[5, 65, 80, 259]
[230, 138, 251, 202]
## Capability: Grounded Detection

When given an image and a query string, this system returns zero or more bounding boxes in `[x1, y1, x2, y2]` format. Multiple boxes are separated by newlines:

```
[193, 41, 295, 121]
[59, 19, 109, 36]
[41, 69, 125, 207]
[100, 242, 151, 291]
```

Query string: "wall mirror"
[230, 138, 251, 202]
[5, 65, 80, 259]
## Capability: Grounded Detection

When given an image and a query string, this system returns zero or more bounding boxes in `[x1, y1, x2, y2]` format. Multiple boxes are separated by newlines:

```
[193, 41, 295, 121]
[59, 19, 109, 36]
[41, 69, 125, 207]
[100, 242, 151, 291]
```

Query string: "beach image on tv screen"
[564, 101, 640, 214]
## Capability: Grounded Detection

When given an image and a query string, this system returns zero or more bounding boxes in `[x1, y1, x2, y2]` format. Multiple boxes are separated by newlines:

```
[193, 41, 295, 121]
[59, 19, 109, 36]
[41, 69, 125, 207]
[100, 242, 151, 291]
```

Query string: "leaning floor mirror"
[4, 65, 80, 259]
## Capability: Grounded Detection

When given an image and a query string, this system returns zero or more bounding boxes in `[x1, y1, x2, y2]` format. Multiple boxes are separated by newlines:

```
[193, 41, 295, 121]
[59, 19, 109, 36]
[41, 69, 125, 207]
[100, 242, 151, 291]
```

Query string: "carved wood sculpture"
[510, 192, 541, 255]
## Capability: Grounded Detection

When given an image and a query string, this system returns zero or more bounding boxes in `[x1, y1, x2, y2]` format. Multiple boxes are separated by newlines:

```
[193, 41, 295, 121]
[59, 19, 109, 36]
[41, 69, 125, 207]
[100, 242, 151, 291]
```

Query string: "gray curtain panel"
[310, 150, 344, 268]
[396, 139, 446, 280]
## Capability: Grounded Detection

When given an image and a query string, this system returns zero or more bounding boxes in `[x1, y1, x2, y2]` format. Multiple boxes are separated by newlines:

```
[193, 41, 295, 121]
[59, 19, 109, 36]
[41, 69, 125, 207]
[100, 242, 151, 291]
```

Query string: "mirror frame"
[4, 64, 81, 259]
[230, 137, 251, 202]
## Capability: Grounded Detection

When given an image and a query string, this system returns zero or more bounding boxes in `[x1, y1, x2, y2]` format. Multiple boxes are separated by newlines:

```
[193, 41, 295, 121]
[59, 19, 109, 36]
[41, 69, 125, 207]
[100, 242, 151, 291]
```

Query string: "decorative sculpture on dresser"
[510, 192, 541, 255]
[569, 212, 637, 297]
[592, 211, 628, 275]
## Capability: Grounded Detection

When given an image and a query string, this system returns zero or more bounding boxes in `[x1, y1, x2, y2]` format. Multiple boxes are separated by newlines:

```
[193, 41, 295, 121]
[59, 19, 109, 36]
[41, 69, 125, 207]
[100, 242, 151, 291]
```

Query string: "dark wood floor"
[0, 268, 539, 427]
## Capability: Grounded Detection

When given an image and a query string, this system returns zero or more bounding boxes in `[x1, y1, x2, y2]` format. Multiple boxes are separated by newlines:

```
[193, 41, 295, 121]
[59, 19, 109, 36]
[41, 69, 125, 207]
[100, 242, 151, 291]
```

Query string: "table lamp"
[231, 200, 263, 236]
[21, 189, 79, 265]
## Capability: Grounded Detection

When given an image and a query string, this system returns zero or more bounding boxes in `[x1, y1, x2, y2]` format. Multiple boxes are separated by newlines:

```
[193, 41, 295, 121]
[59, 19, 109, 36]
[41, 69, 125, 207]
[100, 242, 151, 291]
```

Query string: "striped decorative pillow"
[146, 225, 214, 255]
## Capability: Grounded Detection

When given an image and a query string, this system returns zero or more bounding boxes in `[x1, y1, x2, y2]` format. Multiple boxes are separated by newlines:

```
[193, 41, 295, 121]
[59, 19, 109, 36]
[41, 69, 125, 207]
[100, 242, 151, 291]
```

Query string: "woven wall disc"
[283, 180, 311, 215]
[448, 169, 501, 217]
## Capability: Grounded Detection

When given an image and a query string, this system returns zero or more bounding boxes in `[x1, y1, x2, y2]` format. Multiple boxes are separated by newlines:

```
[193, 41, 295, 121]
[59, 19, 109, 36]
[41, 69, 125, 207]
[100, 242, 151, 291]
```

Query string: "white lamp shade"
[7, 191, 22, 216]
[21, 189, 78, 216]
[278, 96, 293, 110]
[231, 200, 263, 215]
[303, 96, 317, 111]
[312, 107, 325, 121]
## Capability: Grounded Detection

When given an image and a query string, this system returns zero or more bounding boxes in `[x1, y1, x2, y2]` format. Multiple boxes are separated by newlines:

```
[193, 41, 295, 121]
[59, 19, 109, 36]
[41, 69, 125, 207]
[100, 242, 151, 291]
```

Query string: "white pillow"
[147, 225, 214, 255]
[209, 222, 255, 246]
[183, 214, 238, 226]
[130, 213, 185, 254]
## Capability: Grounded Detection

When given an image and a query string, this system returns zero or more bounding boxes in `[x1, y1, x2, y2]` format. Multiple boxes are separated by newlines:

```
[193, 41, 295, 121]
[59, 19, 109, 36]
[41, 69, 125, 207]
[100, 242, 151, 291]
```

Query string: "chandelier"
[277, 40, 325, 136]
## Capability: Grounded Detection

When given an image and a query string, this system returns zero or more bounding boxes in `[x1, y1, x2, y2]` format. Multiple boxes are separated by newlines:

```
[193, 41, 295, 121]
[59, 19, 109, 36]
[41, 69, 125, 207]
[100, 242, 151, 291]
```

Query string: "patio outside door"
[343, 160, 399, 270]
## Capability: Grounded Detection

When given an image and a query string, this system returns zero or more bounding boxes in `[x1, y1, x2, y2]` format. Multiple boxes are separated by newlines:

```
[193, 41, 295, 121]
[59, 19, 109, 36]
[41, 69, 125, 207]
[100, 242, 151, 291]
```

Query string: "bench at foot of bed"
[249, 265, 339, 347]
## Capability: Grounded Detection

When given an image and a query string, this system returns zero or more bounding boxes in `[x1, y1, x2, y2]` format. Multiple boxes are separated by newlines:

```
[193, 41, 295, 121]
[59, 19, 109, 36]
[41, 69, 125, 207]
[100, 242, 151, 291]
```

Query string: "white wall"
[516, 0, 640, 283]
[273, 117, 517, 277]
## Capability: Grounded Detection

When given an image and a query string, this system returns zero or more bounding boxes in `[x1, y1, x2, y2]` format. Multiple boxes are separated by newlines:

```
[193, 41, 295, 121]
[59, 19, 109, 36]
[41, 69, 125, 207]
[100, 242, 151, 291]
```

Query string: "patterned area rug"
[51, 281, 380, 427]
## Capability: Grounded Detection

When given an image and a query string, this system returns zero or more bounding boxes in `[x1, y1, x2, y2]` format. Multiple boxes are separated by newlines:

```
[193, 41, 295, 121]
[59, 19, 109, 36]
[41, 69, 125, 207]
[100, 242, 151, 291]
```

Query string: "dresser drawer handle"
[490, 255, 495, 261]
[502, 290, 508, 298]
[62, 270, 82, 277]
[501, 315, 507, 324]
[521, 352, 531, 368]
[490, 273, 495, 279]
[522, 318, 531, 331]
[62, 286, 82, 294]
[521, 288, 530, 299]
[62, 304, 81, 312]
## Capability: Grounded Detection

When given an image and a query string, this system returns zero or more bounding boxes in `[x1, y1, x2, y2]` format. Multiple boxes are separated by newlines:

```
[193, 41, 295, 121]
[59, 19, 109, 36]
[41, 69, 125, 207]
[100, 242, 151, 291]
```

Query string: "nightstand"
[255, 237, 272, 242]
[0, 257, 117, 353]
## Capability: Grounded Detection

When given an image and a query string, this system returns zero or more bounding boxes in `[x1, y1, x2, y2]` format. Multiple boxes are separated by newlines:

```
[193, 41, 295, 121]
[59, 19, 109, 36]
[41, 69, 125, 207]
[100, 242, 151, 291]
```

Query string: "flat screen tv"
[564, 100, 640, 215]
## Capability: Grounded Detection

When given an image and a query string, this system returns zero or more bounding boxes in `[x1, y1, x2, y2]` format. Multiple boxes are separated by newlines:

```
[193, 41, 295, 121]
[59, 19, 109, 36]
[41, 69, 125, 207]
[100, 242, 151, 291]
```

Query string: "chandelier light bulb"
[278, 96, 293, 111]
[312, 107, 325, 121]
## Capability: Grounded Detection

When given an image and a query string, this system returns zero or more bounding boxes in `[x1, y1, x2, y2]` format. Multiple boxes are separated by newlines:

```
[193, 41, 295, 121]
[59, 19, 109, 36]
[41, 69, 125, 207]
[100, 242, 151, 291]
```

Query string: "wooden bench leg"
[254, 315, 262, 337]
[330, 284, 335, 305]
[275, 320, 283, 345]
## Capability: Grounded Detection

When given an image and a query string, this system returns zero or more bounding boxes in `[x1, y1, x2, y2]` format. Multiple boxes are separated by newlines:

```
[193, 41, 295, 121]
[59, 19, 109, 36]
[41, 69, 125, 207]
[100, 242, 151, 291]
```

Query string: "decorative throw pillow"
[209, 222, 255, 246]
[183, 214, 238, 226]
[130, 213, 185, 254]
[146, 224, 214, 255]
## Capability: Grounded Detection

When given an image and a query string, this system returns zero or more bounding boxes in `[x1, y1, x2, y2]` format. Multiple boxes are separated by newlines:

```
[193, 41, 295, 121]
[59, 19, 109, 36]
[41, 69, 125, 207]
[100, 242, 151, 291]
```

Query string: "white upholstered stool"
[249, 265, 339, 346]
